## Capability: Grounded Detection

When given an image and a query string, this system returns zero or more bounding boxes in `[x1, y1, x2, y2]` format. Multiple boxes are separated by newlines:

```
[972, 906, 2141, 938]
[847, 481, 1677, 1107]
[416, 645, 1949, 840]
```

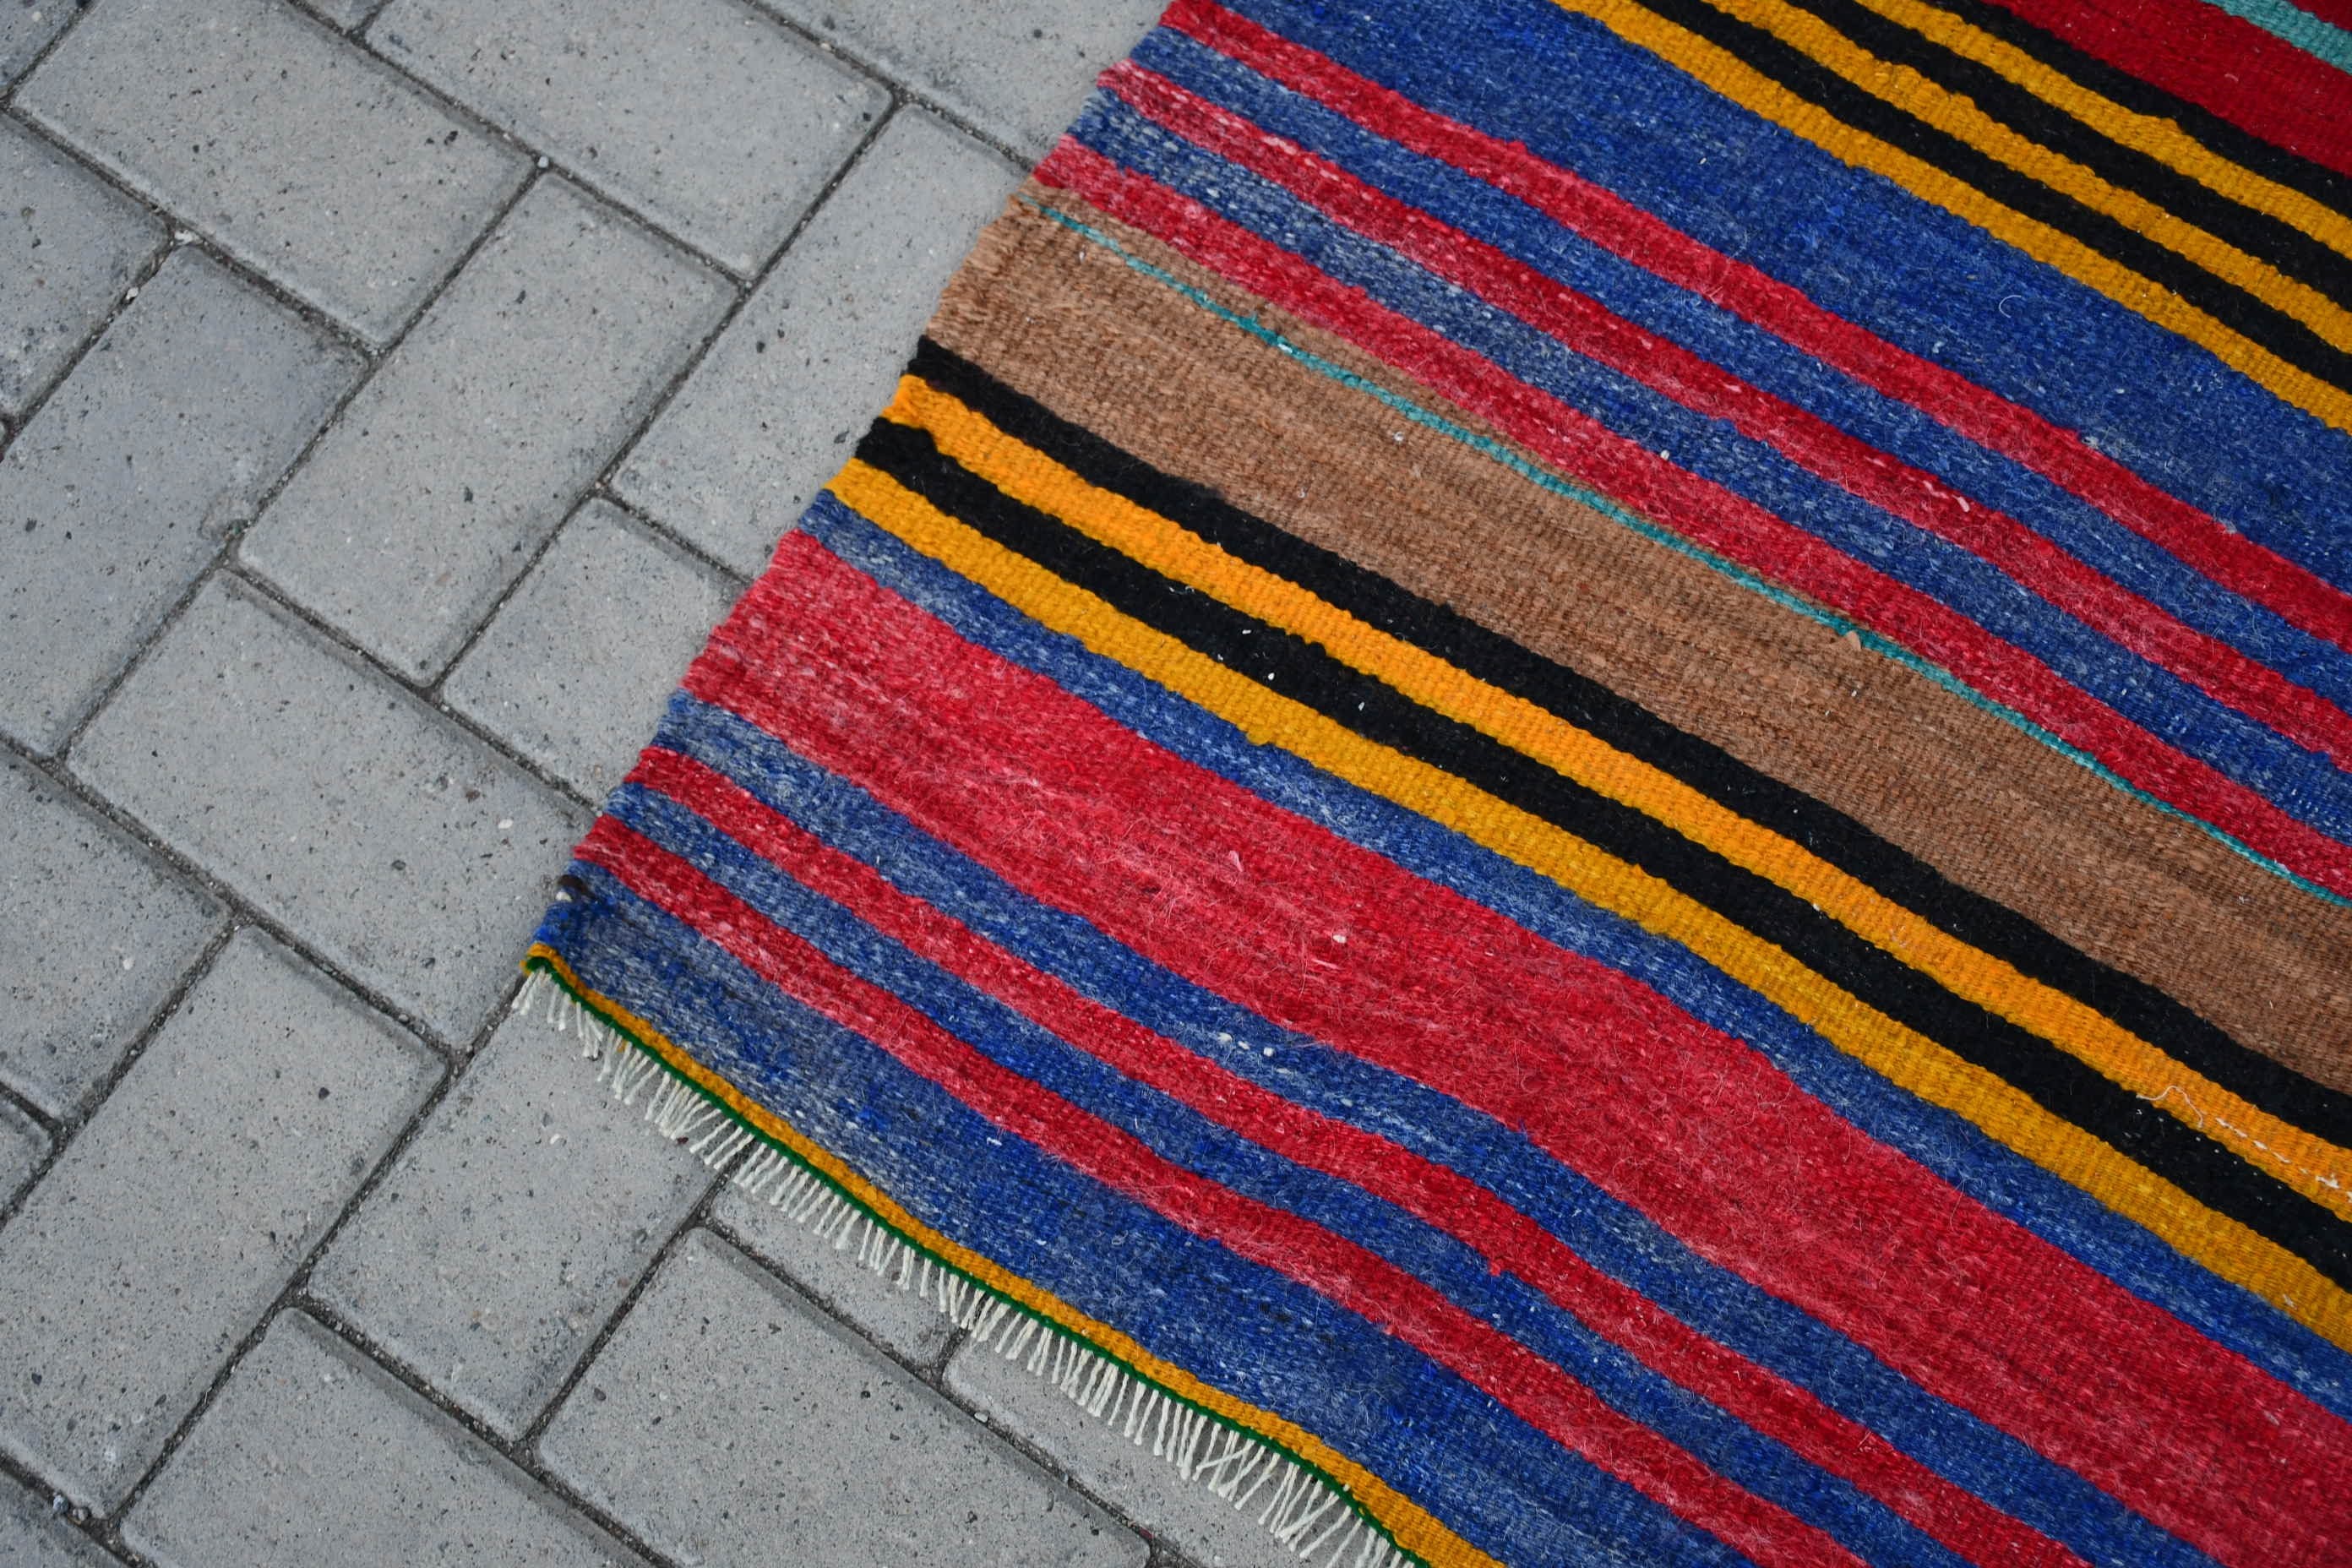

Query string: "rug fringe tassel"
[513, 968, 1408, 1568]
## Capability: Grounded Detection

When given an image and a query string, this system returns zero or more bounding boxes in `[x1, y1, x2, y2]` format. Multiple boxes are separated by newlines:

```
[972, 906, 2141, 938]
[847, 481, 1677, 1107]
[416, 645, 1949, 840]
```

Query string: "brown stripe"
[925, 188, 2352, 1092]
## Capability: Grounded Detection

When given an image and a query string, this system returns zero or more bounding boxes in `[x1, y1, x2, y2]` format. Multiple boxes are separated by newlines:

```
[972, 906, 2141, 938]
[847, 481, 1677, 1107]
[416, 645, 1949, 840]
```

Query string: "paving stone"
[444, 499, 737, 798]
[0, 754, 225, 1117]
[617, 111, 1018, 575]
[0, 0, 72, 86]
[0, 249, 360, 755]
[70, 578, 585, 1047]
[768, 0, 1162, 157]
[0, 930, 439, 1511]
[122, 1312, 640, 1568]
[541, 1228, 1145, 1568]
[0, 1097, 48, 1210]
[709, 1173, 957, 1370]
[16, 0, 526, 345]
[312, 1006, 716, 1438]
[372, 0, 889, 278]
[0, 119, 164, 416]
[947, 1339, 1288, 1568]
[242, 179, 732, 680]
[0, 1471, 119, 1568]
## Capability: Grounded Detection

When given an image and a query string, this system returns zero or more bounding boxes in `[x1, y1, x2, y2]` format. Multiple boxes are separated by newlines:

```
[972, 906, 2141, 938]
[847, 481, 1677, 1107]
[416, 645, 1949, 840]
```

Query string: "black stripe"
[1928, 0, 2352, 223]
[1774, 0, 2352, 313]
[1630, 0, 2352, 394]
[910, 336, 2352, 1152]
[856, 410, 2352, 1288]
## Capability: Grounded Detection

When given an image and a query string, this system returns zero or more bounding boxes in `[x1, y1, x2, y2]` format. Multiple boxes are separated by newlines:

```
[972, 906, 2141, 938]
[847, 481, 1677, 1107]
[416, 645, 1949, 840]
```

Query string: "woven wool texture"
[527, 1, 2352, 1562]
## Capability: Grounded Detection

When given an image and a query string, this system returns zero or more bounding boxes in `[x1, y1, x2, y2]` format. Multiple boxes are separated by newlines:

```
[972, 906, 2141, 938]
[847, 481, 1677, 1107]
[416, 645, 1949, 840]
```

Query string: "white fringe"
[513, 968, 1408, 1568]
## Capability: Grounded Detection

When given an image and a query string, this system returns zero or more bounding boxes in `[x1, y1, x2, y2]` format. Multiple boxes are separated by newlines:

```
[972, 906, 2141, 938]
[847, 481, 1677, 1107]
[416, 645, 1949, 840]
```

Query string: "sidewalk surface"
[0, 3, 1316, 1564]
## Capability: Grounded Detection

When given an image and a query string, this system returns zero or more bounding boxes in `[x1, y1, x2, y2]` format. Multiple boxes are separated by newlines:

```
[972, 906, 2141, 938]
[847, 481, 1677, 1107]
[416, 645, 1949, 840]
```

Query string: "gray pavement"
[0, 2, 1288, 1563]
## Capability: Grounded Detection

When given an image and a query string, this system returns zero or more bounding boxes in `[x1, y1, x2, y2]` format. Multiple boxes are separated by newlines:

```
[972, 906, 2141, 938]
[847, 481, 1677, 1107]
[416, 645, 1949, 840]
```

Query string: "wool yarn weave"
[525, 2, 2352, 1562]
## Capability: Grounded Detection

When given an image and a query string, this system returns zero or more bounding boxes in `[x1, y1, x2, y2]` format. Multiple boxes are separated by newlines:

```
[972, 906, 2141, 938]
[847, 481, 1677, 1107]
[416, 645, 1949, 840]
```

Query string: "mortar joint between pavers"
[74, 962, 574, 1541]
[7, 732, 501, 1059]
[742, 3, 1041, 167]
[2, 106, 385, 369]
[0, 918, 239, 1238]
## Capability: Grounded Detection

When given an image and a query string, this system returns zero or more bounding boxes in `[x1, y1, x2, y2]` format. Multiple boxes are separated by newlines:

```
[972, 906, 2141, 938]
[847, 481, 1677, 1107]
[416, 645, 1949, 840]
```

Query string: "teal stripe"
[1017, 193, 2352, 910]
[2192, 0, 2352, 74]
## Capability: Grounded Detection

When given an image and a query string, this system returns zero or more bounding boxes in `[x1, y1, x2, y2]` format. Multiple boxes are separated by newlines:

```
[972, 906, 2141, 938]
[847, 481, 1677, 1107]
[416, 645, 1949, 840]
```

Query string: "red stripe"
[1969, 0, 2352, 177]
[685, 534, 2352, 1565]
[1102, 56, 2352, 770]
[1164, 0, 2352, 662]
[633, 743, 2086, 1568]
[1033, 137, 2352, 896]
[578, 812, 1865, 1568]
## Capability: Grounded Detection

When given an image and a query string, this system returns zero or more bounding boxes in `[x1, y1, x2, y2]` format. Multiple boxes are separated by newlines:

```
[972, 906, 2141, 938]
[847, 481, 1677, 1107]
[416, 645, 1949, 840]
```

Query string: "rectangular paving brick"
[444, 498, 737, 798]
[71, 577, 585, 1046]
[762, 0, 1162, 156]
[0, 1098, 46, 1211]
[122, 1313, 640, 1568]
[0, 1473, 118, 1568]
[541, 1228, 1144, 1568]
[709, 1162, 957, 1369]
[242, 178, 732, 680]
[312, 1005, 716, 1438]
[0, 248, 360, 754]
[371, 0, 888, 277]
[0, 0, 72, 85]
[0, 119, 163, 416]
[948, 1337, 1288, 1568]
[0, 754, 225, 1117]
[16, 0, 526, 344]
[0, 930, 438, 1511]
[617, 110, 1018, 575]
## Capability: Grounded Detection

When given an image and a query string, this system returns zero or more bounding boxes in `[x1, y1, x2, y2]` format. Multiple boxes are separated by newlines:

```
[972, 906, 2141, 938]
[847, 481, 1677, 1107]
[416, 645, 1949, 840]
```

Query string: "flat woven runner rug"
[518, 1, 2352, 1562]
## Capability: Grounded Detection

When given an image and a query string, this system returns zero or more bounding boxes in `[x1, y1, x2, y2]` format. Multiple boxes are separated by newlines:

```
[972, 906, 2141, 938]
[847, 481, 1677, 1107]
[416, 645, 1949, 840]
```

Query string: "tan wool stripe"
[927, 193, 2352, 1092]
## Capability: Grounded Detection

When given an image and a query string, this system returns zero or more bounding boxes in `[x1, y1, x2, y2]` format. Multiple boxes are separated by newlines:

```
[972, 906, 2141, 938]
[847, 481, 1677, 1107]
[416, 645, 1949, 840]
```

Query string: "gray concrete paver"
[241, 177, 732, 682]
[615, 109, 1018, 576]
[539, 1228, 1146, 1568]
[311, 1006, 716, 1439]
[16, 0, 528, 344]
[0, 753, 226, 1118]
[0, 929, 439, 1511]
[0, 248, 360, 754]
[121, 1312, 642, 1568]
[0, 117, 164, 417]
[443, 498, 738, 799]
[71, 577, 585, 1047]
[370, 0, 888, 277]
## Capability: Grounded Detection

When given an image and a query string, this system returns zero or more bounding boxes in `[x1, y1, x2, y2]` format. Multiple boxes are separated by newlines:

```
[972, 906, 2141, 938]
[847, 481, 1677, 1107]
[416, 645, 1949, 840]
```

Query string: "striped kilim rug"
[521, 0, 2352, 1562]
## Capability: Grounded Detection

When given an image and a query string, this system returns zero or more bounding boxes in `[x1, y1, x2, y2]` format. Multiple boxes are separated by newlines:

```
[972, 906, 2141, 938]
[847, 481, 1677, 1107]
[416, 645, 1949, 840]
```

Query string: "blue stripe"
[1130, 24, 2352, 716]
[1217, 0, 2352, 592]
[609, 778, 1974, 1568]
[1069, 90, 2352, 841]
[538, 866, 1750, 1568]
[795, 493, 2352, 1429]
[655, 493, 2317, 1566]
[802, 494, 2352, 1424]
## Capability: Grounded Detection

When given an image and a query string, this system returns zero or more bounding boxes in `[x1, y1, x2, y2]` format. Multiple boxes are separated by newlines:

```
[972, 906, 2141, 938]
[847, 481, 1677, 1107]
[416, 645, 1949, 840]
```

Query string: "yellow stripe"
[1856, 0, 2352, 259]
[524, 944, 1494, 1568]
[1541, 0, 2352, 433]
[827, 454, 2352, 1353]
[1697, 0, 2352, 351]
[887, 373, 2352, 1221]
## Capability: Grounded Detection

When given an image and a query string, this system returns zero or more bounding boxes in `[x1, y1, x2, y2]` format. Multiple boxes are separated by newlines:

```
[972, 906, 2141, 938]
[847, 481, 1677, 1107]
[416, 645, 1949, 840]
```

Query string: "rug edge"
[513, 947, 1440, 1568]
